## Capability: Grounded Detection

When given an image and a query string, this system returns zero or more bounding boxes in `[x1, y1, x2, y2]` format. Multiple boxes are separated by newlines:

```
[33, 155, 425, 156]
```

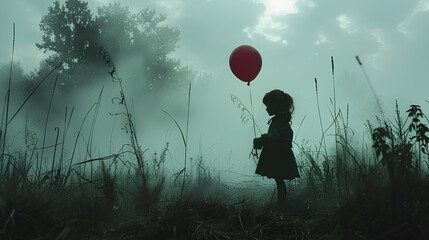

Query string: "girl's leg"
[275, 178, 287, 204]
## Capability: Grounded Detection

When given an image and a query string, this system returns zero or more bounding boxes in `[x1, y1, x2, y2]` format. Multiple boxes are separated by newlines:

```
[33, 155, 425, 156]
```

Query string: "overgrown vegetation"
[1, 2, 429, 239]
[2, 64, 428, 239]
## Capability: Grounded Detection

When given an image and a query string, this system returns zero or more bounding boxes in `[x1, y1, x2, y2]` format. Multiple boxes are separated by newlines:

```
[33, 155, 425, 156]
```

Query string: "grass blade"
[7, 62, 63, 125]
[1, 23, 15, 164]
[162, 109, 186, 147]
[41, 74, 59, 163]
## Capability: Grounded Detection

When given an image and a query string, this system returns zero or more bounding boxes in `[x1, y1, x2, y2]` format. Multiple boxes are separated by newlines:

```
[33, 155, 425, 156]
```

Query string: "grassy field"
[1, 49, 429, 240]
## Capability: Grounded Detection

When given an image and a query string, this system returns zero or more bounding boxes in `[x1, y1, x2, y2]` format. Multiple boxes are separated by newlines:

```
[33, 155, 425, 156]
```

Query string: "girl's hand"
[253, 137, 263, 149]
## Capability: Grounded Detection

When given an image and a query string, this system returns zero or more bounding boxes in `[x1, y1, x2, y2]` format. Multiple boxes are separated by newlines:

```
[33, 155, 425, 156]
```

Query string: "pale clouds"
[398, 0, 429, 37]
[337, 14, 358, 34]
[244, 0, 298, 42]
[412, 0, 429, 14]
[366, 29, 389, 68]
[314, 32, 327, 45]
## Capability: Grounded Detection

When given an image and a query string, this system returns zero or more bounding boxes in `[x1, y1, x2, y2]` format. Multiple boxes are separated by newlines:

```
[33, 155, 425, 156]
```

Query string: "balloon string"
[249, 84, 258, 163]
[249, 85, 256, 138]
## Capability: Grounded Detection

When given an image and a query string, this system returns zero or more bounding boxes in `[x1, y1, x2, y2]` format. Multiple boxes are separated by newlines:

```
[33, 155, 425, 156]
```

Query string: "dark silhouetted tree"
[36, 0, 95, 79]
[36, 0, 194, 91]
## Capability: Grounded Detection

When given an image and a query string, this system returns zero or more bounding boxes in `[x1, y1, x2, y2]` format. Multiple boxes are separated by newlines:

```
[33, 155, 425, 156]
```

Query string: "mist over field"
[1, 0, 429, 239]
[2, 0, 429, 182]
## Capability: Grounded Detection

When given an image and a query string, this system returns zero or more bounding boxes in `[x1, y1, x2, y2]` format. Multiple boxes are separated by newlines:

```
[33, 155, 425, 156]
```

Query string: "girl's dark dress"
[255, 114, 300, 180]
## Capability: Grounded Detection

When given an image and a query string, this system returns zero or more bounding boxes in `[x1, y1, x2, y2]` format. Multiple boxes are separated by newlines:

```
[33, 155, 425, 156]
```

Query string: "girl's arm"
[253, 137, 263, 149]
[259, 121, 293, 148]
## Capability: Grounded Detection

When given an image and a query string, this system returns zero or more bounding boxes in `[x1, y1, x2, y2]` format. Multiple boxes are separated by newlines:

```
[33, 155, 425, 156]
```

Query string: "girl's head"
[263, 89, 294, 121]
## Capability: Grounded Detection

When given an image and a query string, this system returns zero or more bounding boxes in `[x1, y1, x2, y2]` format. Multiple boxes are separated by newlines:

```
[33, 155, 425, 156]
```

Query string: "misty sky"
[1, 0, 429, 183]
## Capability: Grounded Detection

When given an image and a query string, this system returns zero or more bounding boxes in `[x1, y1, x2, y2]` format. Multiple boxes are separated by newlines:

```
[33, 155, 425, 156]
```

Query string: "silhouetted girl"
[253, 89, 300, 209]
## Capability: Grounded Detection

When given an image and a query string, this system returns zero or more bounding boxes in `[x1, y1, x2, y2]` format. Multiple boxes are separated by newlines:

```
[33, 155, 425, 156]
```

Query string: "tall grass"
[1, 31, 428, 238]
[162, 82, 192, 202]
[40, 74, 58, 170]
[1, 23, 15, 166]
[356, 56, 385, 119]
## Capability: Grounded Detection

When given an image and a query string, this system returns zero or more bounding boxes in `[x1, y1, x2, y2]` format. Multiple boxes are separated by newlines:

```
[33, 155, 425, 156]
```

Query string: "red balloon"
[229, 45, 262, 84]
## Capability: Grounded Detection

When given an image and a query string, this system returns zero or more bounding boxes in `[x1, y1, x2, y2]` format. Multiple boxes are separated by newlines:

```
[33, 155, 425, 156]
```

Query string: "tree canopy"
[36, 0, 194, 91]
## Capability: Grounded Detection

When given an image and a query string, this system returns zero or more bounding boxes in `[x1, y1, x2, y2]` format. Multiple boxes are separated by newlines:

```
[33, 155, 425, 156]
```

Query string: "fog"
[1, 0, 429, 187]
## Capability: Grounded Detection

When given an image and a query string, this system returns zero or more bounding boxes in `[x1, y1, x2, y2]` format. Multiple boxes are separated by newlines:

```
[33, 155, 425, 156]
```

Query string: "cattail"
[355, 55, 385, 119]
[356, 56, 362, 66]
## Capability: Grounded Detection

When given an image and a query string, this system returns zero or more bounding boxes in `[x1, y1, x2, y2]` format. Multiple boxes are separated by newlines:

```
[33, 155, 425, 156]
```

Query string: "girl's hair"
[263, 89, 294, 122]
